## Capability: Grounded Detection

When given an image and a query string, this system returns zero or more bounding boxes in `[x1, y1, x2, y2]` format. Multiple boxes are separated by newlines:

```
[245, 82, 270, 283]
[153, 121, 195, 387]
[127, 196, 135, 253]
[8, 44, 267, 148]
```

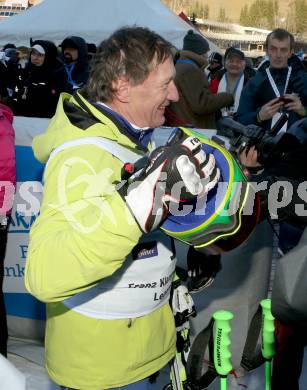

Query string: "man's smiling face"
[122, 55, 179, 128]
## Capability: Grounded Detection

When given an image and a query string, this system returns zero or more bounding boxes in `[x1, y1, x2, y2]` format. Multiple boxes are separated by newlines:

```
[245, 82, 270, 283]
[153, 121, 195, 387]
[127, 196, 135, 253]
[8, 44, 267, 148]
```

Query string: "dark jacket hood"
[30, 39, 59, 70]
[60, 36, 89, 68]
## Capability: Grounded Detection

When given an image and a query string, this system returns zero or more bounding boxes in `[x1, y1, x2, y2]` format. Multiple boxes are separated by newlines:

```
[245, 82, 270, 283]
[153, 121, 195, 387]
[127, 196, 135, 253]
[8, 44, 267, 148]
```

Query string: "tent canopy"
[0, 0, 219, 51]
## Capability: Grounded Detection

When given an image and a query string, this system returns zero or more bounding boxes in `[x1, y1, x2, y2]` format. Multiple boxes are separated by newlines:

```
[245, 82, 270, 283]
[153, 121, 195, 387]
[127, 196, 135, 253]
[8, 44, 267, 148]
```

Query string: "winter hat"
[209, 52, 223, 65]
[183, 30, 209, 55]
[60, 36, 88, 64]
[3, 43, 16, 51]
[4, 48, 17, 59]
[61, 37, 80, 50]
[31, 44, 45, 55]
[30, 39, 58, 68]
[225, 47, 245, 61]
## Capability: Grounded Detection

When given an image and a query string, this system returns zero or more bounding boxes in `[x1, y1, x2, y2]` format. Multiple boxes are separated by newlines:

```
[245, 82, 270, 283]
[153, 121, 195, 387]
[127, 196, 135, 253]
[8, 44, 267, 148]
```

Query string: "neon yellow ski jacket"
[25, 93, 176, 389]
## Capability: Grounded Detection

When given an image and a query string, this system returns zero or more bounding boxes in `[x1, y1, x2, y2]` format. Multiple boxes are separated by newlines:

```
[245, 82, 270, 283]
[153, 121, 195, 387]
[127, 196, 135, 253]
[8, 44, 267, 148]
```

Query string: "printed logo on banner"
[132, 241, 158, 260]
[4, 120, 48, 322]
[3, 237, 28, 289]
[8, 181, 42, 233]
[4, 181, 42, 294]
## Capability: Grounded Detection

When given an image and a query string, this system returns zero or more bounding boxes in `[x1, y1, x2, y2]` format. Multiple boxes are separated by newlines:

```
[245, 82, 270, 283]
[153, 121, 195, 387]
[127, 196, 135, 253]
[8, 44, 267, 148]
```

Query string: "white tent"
[0, 0, 219, 51]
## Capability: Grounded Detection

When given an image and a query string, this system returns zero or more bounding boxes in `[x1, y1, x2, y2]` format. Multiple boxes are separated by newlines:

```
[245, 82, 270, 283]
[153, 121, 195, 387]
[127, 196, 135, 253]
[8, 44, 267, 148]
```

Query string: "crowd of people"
[0, 36, 93, 118]
[168, 27, 307, 390]
[0, 26, 306, 390]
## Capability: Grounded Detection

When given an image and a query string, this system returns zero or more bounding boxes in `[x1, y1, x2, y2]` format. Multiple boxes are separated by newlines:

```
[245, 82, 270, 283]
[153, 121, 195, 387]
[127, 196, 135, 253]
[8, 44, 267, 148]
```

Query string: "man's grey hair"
[83, 26, 174, 102]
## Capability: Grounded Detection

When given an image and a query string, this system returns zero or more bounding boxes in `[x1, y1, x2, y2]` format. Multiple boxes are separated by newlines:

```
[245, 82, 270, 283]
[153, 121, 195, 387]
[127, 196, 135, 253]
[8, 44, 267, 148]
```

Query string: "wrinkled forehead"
[137, 54, 174, 83]
[148, 51, 173, 70]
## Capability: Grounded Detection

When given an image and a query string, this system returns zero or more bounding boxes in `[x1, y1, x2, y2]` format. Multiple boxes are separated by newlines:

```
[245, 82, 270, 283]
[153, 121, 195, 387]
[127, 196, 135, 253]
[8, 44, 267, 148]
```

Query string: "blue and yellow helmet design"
[161, 128, 260, 253]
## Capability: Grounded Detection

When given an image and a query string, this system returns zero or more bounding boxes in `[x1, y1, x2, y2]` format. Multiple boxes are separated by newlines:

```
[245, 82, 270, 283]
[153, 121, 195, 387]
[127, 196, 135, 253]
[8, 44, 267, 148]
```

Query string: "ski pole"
[169, 351, 185, 390]
[213, 310, 233, 390]
[260, 299, 275, 390]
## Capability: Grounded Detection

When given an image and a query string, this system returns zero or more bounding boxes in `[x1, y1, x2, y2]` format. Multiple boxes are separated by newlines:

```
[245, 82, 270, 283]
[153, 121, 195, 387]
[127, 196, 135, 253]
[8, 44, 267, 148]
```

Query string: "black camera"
[216, 115, 307, 166]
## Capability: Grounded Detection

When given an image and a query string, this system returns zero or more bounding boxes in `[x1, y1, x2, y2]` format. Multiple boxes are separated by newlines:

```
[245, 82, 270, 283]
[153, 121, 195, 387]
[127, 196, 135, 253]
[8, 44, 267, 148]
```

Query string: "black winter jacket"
[54, 36, 89, 94]
[235, 55, 307, 132]
[257, 126, 307, 226]
[7, 40, 60, 118]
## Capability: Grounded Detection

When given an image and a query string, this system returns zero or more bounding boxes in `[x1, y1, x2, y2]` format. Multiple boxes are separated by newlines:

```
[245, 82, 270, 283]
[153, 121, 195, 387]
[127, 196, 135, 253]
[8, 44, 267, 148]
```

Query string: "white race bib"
[63, 231, 176, 319]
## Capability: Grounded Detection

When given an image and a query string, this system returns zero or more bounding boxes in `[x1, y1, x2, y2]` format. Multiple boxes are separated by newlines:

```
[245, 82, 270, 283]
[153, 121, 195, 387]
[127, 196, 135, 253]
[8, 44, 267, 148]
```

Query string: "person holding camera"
[236, 28, 307, 133]
[239, 125, 307, 390]
[236, 30, 307, 254]
[236, 28, 307, 256]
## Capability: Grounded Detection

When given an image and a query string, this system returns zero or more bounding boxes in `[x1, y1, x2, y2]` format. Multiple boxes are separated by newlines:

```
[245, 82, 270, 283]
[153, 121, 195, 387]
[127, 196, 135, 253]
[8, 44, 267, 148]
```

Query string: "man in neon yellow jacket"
[25, 27, 219, 390]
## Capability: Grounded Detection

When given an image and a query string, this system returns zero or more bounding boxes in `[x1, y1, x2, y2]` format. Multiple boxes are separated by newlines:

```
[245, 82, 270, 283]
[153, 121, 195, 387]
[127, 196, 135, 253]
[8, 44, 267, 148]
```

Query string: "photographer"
[240, 141, 307, 227]
[236, 28, 307, 133]
[239, 131, 307, 390]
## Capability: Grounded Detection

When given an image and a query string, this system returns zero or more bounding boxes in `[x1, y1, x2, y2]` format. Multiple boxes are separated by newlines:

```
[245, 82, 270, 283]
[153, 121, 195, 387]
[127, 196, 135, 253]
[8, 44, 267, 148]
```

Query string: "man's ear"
[112, 77, 131, 103]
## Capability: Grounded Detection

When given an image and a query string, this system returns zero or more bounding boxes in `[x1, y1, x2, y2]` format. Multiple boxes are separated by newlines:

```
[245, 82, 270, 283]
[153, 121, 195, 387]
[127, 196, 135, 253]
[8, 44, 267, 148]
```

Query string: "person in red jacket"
[0, 103, 16, 357]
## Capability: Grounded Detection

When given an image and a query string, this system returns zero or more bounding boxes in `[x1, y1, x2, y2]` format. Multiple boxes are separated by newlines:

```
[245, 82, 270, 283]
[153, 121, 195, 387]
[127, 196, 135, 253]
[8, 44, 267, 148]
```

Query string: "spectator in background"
[244, 56, 256, 79]
[212, 48, 250, 117]
[236, 28, 307, 133]
[16, 46, 30, 69]
[55, 36, 89, 94]
[1, 48, 18, 64]
[238, 34, 307, 388]
[4, 47, 25, 100]
[0, 46, 30, 101]
[255, 55, 264, 69]
[7, 40, 61, 118]
[0, 103, 16, 357]
[87, 43, 97, 62]
[167, 30, 233, 129]
[239, 128, 307, 390]
[236, 28, 307, 257]
[207, 51, 223, 88]
[0, 46, 20, 101]
[1, 43, 15, 52]
[296, 49, 305, 61]
[0, 50, 11, 100]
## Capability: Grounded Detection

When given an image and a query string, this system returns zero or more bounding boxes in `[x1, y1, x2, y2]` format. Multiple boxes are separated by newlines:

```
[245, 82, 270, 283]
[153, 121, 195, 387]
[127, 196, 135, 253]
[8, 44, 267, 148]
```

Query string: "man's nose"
[168, 80, 179, 102]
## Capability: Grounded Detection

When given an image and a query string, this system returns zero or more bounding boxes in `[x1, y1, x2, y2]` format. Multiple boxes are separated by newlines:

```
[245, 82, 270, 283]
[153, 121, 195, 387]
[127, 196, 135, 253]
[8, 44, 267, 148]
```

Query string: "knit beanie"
[183, 30, 210, 55]
[209, 52, 223, 65]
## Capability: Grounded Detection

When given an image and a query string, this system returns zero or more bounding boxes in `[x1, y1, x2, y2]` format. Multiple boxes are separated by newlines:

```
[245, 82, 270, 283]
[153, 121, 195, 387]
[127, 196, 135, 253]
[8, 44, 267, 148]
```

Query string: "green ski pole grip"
[260, 299, 275, 360]
[213, 310, 233, 376]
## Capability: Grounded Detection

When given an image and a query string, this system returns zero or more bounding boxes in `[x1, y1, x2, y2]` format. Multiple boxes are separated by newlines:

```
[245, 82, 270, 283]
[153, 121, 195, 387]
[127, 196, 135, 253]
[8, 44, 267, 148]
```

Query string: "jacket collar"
[177, 50, 208, 68]
[268, 66, 289, 78]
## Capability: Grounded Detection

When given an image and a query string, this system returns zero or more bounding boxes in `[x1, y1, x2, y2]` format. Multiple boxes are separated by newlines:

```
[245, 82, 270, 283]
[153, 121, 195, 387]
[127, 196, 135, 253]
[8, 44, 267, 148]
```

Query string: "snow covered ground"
[7, 337, 307, 390]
